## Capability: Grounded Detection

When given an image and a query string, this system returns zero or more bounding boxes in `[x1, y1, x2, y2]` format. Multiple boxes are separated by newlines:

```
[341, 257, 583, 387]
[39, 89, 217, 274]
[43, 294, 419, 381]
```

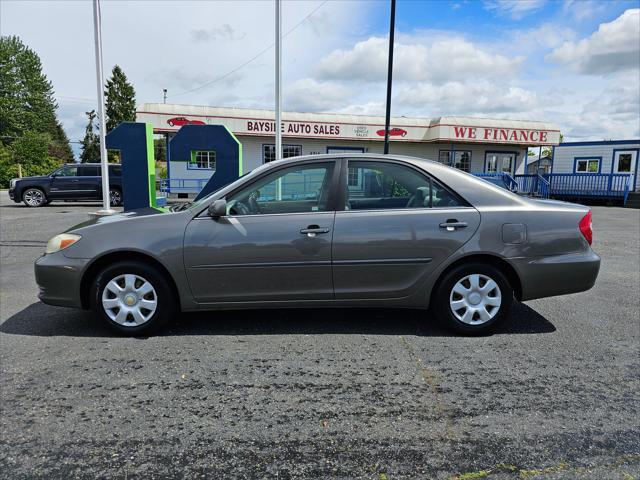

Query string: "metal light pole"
[275, 0, 282, 161]
[163, 88, 167, 104]
[92, 0, 114, 214]
[383, 0, 396, 155]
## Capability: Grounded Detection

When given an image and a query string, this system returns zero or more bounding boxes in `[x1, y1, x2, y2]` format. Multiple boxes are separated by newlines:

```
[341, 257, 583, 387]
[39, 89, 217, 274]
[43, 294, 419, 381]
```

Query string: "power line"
[168, 0, 328, 99]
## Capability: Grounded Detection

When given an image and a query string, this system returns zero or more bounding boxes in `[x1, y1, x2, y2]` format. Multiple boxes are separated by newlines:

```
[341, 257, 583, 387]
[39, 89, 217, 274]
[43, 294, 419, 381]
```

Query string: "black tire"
[109, 188, 122, 207]
[90, 260, 176, 336]
[432, 262, 513, 335]
[22, 188, 47, 207]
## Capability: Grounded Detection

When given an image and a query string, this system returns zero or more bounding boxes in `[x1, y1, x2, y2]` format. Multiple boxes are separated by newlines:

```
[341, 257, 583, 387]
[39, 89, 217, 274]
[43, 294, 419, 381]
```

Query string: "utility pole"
[92, 0, 114, 214]
[383, 0, 396, 155]
[275, 0, 282, 161]
[163, 89, 167, 104]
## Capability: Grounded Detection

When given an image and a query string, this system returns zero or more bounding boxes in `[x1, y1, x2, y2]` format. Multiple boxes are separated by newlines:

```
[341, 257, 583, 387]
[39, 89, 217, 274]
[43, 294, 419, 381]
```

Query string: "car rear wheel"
[90, 261, 175, 336]
[109, 188, 122, 207]
[23, 188, 47, 207]
[433, 262, 513, 335]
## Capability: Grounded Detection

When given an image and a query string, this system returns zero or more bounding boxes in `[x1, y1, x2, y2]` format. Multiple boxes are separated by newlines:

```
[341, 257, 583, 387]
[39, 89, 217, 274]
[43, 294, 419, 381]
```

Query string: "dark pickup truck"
[9, 163, 123, 207]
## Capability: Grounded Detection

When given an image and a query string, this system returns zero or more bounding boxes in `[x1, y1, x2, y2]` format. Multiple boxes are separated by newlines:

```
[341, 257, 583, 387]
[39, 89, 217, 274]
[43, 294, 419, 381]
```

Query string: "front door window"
[227, 162, 335, 215]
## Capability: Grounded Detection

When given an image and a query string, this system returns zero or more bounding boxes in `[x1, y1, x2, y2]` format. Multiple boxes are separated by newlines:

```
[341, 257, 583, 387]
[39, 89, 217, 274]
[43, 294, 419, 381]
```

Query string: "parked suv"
[9, 163, 123, 207]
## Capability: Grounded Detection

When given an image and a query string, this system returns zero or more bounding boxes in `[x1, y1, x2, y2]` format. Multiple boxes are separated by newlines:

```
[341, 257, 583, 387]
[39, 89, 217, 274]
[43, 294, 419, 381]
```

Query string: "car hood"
[15, 175, 50, 182]
[65, 207, 172, 232]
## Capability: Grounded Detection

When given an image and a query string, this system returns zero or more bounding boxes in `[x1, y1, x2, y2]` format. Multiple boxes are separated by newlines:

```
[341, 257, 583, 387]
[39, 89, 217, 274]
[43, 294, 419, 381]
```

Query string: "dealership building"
[136, 103, 561, 195]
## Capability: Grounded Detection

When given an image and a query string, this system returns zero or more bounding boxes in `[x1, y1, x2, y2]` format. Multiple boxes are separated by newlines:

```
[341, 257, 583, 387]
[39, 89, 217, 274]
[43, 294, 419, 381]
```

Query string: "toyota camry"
[35, 154, 600, 336]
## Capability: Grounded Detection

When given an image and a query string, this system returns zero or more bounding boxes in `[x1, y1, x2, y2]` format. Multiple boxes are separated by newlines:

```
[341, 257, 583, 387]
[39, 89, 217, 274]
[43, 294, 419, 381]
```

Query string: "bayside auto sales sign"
[137, 110, 560, 145]
[247, 120, 341, 136]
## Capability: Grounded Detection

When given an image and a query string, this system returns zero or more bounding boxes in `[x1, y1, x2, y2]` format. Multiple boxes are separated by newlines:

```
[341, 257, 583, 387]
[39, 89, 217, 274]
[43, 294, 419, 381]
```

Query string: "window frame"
[53, 165, 78, 177]
[438, 150, 472, 172]
[484, 151, 519, 174]
[573, 156, 602, 174]
[212, 159, 341, 218]
[337, 158, 471, 213]
[262, 144, 303, 163]
[188, 150, 216, 170]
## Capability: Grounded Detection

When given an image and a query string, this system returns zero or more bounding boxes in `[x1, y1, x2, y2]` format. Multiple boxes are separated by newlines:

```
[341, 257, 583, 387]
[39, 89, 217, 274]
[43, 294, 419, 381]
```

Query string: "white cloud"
[483, 0, 547, 20]
[284, 79, 354, 112]
[562, 0, 608, 22]
[548, 9, 640, 74]
[190, 24, 245, 42]
[395, 81, 538, 115]
[316, 36, 523, 83]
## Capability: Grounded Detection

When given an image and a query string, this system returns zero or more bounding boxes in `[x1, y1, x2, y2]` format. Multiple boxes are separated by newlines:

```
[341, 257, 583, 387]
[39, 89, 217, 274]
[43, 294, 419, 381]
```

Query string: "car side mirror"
[208, 199, 227, 218]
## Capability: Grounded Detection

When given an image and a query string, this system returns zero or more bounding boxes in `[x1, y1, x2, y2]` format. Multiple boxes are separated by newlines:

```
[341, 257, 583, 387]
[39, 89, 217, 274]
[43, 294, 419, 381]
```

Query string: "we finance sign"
[449, 126, 557, 145]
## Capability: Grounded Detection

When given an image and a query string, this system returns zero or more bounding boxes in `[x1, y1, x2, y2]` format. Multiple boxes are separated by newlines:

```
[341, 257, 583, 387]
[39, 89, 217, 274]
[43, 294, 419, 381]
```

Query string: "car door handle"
[300, 225, 330, 237]
[439, 220, 468, 231]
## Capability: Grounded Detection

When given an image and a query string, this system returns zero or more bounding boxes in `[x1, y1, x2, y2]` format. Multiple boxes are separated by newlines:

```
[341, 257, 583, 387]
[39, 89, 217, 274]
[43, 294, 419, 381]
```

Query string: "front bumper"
[9, 188, 15, 201]
[34, 253, 89, 308]
[511, 250, 601, 301]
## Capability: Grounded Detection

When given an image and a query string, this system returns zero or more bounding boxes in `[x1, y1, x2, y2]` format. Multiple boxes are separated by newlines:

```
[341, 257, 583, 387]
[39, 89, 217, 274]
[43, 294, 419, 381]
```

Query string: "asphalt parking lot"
[0, 190, 638, 479]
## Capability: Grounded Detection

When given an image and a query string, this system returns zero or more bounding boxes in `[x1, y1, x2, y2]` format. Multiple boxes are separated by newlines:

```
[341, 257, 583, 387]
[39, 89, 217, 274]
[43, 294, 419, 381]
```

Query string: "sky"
[2, 0, 639, 157]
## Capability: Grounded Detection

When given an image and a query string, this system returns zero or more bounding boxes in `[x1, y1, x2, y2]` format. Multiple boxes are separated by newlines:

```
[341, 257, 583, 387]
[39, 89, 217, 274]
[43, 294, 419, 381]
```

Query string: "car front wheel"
[90, 261, 175, 336]
[433, 262, 513, 335]
[23, 188, 47, 207]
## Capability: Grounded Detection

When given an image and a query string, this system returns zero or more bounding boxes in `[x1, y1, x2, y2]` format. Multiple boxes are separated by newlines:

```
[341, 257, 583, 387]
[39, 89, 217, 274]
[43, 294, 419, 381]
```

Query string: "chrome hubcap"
[109, 190, 121, 205]
[24, 190, 43, 206]
[102, 274, 157, 326]
[449, 274, 502, 325]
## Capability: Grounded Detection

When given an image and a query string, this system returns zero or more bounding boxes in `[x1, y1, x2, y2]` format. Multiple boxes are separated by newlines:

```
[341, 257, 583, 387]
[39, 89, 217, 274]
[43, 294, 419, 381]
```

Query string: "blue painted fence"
[475, 172, 631, 203]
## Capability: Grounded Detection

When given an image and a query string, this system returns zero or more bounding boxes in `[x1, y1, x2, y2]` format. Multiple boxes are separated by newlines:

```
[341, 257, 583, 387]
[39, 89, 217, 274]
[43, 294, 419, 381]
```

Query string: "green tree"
[0, 133, 60, 186]
[104, 65, 136, 132]
[80, 110, 100, 163]
[0, 35, 73, 163]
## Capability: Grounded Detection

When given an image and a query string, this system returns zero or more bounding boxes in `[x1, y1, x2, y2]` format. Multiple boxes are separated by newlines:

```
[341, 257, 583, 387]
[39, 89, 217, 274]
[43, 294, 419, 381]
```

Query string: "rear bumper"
[34, 253, 89, 308]
[511, 250, 601, 301]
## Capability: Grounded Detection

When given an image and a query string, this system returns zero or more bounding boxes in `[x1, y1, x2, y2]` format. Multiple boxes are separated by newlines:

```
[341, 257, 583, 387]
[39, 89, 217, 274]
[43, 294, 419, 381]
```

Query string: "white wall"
[553, 142, 640, 175]
[235, 135, 527, 174]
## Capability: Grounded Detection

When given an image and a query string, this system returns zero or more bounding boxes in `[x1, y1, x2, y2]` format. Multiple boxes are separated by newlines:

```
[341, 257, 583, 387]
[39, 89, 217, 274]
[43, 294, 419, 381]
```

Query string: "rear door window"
[344, 161, 465, 210]
[78, 166, 100, 176]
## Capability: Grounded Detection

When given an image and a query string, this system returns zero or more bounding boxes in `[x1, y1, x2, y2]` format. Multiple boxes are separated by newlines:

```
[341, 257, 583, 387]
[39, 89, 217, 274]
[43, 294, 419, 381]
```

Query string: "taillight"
[579, 211, 593, 245]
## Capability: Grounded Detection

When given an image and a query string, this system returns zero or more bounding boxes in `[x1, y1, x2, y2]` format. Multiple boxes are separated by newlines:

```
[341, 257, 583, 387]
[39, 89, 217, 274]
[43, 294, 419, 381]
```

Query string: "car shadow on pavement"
[0, 301, 555, 338]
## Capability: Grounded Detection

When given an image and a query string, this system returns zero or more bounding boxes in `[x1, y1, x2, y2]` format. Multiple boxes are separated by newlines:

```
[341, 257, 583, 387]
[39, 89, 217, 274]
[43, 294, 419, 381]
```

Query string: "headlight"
[45, 234, 82, 254]
[9, 178, 17, 188]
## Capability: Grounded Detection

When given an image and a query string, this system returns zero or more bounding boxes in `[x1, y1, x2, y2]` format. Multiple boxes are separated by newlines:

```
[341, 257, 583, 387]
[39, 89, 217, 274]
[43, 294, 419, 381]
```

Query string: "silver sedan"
[35, 154, 600, 336]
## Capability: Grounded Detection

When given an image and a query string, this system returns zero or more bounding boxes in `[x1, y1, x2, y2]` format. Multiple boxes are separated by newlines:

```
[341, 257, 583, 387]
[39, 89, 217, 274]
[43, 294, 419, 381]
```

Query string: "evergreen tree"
[80, 110, 100, 163]
[0, 35, 73, 163]
[104, 65, 136, 132]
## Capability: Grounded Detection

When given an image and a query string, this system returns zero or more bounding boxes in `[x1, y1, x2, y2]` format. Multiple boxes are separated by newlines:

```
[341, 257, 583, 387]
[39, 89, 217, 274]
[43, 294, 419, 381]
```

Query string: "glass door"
[613, 150, 637, 191]
[486, 152, 515, 175]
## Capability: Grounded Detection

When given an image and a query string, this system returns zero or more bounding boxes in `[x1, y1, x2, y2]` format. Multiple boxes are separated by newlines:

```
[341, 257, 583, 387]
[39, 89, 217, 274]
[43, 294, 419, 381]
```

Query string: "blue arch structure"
[106, 122, 166, 212]
[168, 125, 243, 201]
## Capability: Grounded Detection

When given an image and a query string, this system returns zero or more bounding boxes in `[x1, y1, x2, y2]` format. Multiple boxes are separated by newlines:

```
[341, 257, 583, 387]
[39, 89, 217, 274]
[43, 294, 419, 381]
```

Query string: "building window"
[616, 153, 632, 172]
[347, 168, 360, 187]
[438, 150, 471, 172]
[263, 144, 302, 163]
[575, 158, 600, 173]
[190, 150, 216, 170]
[486, 152, 516, 174]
